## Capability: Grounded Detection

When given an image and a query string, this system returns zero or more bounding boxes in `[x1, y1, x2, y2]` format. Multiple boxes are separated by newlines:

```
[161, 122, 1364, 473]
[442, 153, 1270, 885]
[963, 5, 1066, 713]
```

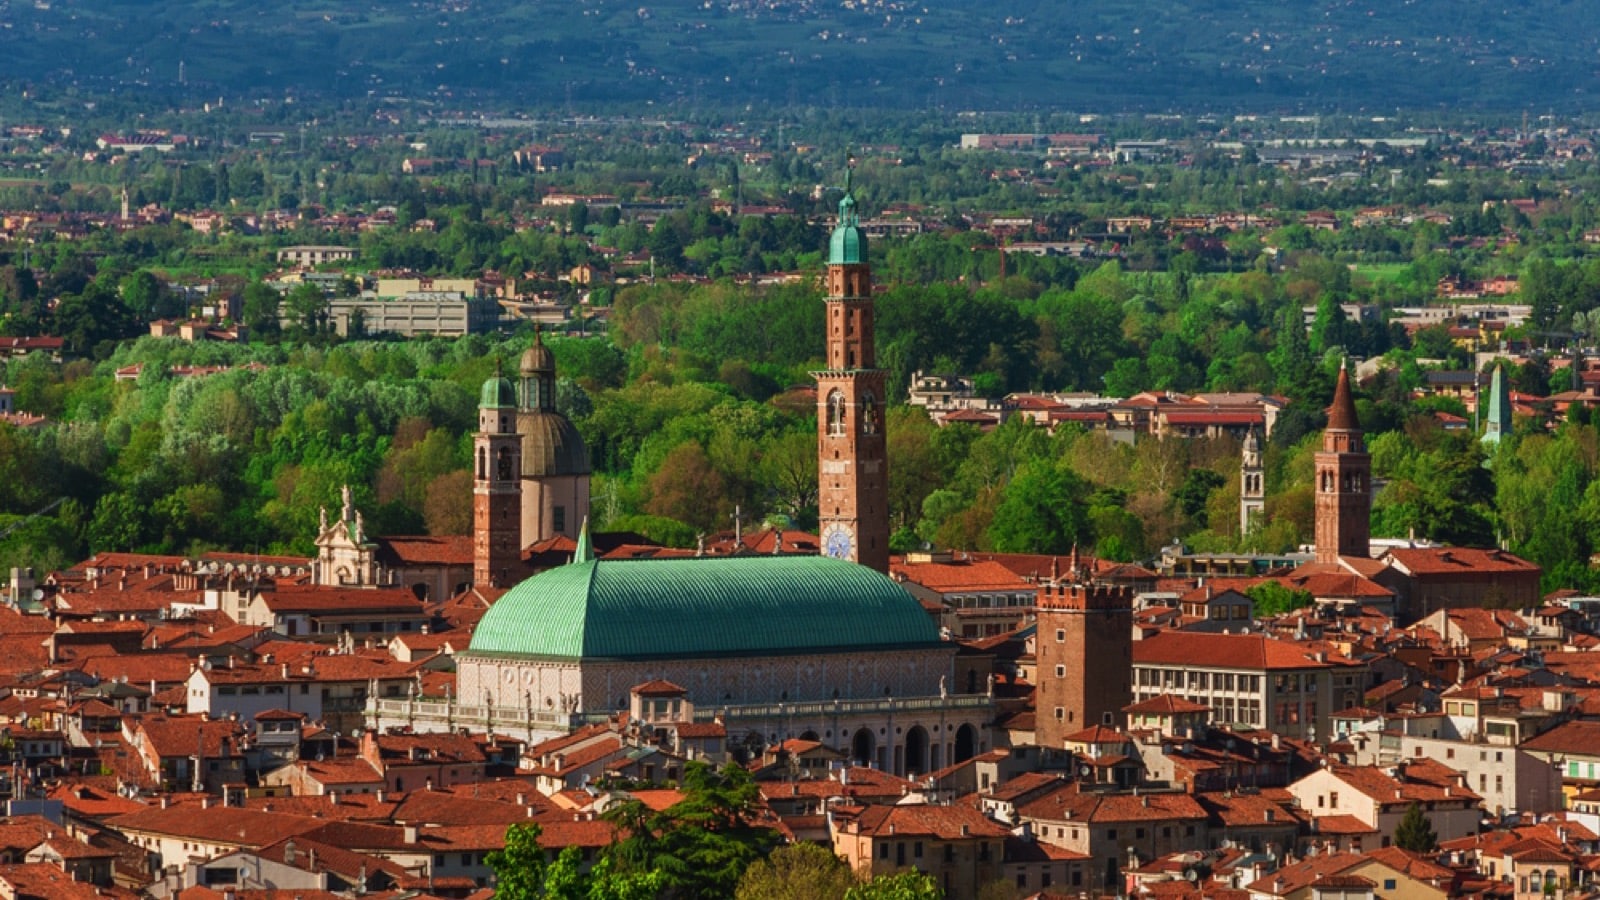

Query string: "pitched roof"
[891, 559, 1034, 593]
[1383, 546, 1540, 576]
[1133, 632, 1343, 671]
[1124, 695, 1211, 715]
[845, 803, 1010, 840]
[1522, 720, 1600, 756]
[374, 535, 474, 567]
[1017, 783, 1207, 824]
[259, 586, 426, 614]
[107, 805, 323, 848]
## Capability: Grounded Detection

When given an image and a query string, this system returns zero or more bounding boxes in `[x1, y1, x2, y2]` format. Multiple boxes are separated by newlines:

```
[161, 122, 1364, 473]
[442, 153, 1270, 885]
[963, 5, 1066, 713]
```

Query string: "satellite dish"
[29, 589, 42, 601]
[1078, 764, 1092, 778]
[1184, 868, 1200, 883]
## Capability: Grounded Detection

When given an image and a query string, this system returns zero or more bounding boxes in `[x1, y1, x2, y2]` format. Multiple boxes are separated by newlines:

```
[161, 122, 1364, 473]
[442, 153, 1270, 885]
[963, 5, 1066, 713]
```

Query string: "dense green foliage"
[4, 1, 1600, 110]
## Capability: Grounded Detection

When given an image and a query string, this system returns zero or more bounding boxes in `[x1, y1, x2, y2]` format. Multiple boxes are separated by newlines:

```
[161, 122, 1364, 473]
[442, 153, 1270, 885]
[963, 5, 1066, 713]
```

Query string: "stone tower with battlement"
[815, 164, 890, 573]
[1034, 553, 1133, 748]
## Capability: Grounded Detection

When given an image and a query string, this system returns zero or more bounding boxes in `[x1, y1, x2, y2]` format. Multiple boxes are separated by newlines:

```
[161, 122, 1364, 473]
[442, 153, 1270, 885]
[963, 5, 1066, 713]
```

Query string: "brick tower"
[474, 368, 523, 587]
[1034, 551, 1133, 748]
[1314, 362, 1370, 564]
[815, 164, 890, 573]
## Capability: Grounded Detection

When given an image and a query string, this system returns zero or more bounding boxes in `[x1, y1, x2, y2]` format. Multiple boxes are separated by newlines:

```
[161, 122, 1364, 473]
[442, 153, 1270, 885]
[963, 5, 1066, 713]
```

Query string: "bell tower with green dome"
[474, 365, 523, 587]
[816, 161, 889, 573]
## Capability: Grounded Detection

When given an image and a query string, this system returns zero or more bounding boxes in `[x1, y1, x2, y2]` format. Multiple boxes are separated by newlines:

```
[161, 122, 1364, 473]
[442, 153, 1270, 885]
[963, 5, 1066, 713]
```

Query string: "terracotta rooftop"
[1133, 632, 1348, 671]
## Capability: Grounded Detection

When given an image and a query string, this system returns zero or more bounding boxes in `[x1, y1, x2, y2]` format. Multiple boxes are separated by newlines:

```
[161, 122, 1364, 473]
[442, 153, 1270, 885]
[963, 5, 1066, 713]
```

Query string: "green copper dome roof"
[467, 555, 942, 660]
[480, 375, 517, 409]
[829, 191, 868, 265]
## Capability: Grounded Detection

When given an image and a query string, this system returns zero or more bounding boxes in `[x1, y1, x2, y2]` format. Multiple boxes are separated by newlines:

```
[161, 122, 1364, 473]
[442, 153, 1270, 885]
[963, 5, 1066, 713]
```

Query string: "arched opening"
[904, 726, 929, 777]
[827, 391, 846, 437]
[954, 724, 977, 764]
[799, 730, 820, 742]
[851, 728, 875, 767]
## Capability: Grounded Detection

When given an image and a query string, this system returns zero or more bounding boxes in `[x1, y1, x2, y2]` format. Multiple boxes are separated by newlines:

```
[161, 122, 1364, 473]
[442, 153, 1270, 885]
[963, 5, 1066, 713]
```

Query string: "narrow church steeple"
[1314, 361, 1371, 563]
[1482, 363, 1511, 446]
[815, 159, 889, 573]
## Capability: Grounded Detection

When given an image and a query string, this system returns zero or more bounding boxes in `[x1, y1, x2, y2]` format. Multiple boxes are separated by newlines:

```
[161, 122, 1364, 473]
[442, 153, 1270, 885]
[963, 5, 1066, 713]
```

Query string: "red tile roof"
[892, 559, 1033, 593]
[1383, 546, 1539, 576]
[374, 535, 474, 567]
[259, 586, 425, 614]
[1018, 783, 1207, 824]
[1133, 632, 1348, 670]
[1124, 695, 1212, 715]
[844, 803, 1010, 840]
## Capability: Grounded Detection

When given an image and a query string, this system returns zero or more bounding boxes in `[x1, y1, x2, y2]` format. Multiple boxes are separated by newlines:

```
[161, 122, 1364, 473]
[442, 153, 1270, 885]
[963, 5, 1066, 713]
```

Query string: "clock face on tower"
[822, 523, 856, 561]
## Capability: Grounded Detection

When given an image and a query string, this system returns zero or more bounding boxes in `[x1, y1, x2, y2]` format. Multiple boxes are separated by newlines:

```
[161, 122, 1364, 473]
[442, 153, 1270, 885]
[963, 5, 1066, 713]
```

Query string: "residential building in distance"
[275, 244, 357, 266]
[323, 293, 503, 337]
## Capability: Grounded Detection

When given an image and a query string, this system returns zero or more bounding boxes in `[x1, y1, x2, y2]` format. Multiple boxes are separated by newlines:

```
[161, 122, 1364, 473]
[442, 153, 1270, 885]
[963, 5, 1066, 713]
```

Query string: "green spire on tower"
[1482, 363, 1511, 445]
[828, 156, 867, 265]
[573, 516, 594, 564]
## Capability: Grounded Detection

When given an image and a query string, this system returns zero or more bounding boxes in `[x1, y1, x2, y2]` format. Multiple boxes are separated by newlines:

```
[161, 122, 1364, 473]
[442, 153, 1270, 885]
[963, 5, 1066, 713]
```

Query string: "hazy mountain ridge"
[1, 0, 1596, 110]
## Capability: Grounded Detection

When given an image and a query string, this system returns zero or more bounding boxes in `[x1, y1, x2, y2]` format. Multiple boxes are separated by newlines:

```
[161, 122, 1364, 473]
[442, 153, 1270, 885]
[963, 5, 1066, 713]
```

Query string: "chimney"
[403, 824, 419, 844]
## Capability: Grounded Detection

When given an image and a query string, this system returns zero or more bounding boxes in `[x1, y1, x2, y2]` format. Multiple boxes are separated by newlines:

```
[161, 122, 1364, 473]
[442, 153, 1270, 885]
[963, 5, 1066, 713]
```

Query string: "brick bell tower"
[1314, 361, 1370, 564]
[1034, 550, 1133, 749]
[815, 162, 889, 573]
[474, 366, 523, 587]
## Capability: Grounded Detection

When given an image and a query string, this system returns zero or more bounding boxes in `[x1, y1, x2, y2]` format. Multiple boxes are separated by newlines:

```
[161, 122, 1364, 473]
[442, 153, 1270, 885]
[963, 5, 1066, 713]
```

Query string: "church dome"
[520, 335, 555, 375]
[519, 410, 591, 477]
[480, 375, 517, 409]
[467, 554, 943, 660]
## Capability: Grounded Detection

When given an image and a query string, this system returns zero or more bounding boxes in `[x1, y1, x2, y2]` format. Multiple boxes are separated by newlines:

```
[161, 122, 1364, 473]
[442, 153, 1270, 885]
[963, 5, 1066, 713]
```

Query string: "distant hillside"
[3, 0, 1598, 111]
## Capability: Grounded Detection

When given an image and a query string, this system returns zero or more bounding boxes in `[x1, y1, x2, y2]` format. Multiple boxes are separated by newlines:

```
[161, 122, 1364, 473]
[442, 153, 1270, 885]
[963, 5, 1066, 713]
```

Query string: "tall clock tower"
[815, 166, 890, 573]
